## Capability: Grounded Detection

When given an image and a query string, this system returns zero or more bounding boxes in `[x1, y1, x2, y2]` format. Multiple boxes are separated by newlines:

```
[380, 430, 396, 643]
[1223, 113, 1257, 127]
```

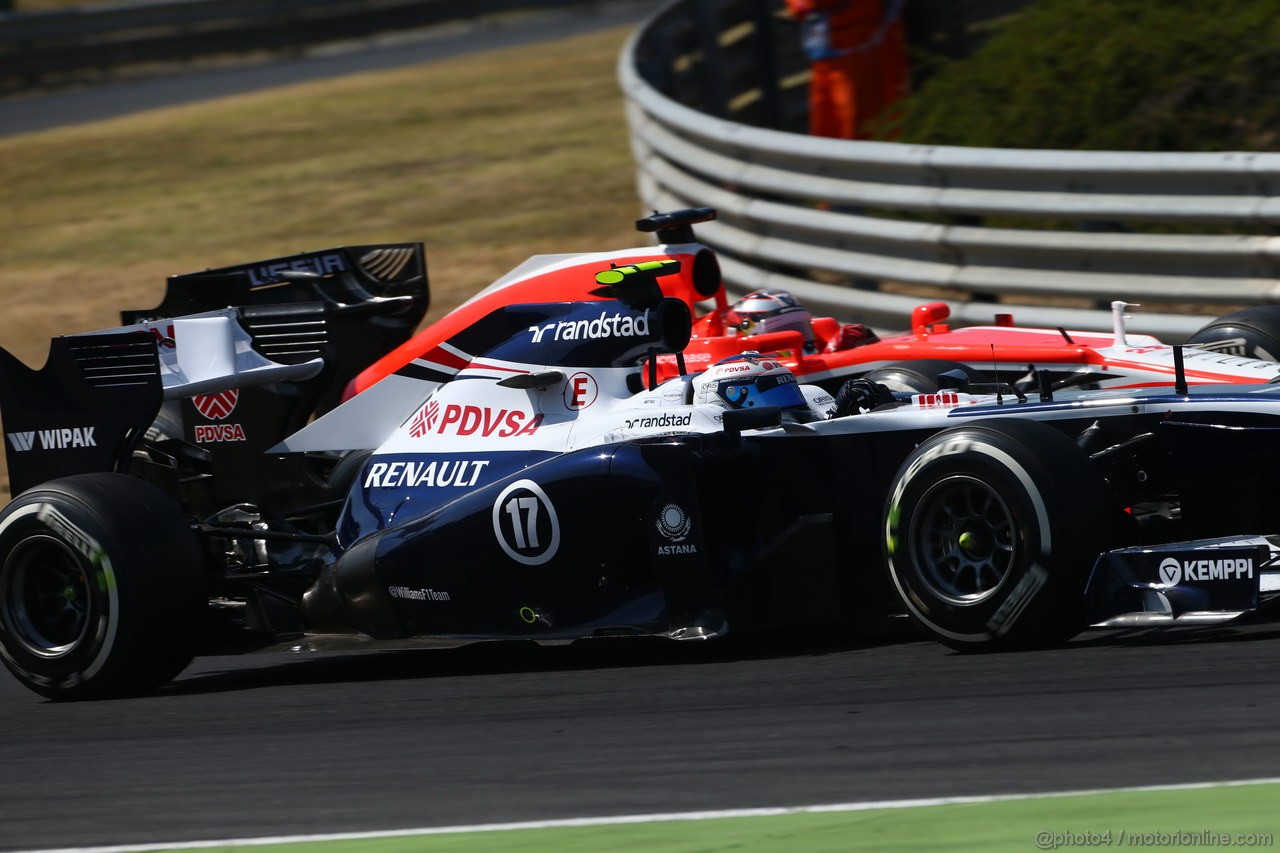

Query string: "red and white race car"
[345, 208, 1280, 402]
[659, 292, 1280, 395]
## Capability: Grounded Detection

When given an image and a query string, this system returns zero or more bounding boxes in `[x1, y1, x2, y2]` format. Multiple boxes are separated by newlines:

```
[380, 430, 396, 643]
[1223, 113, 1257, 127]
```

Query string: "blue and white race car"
[2, 211, 1278, 700]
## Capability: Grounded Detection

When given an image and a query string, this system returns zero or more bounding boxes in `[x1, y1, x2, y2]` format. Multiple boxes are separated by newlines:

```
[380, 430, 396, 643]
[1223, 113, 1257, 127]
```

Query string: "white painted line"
[23, 776, 1280, 853]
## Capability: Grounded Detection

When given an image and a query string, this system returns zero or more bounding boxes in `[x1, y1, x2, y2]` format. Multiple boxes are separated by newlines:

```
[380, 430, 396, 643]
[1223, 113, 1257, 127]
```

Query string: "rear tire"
[1186, 306, 1280, 362]
[883, 419, 1118, 650]
[326, 449, 374, 499]
[862, 359, 986, 393]
[0, 474, 204, 700]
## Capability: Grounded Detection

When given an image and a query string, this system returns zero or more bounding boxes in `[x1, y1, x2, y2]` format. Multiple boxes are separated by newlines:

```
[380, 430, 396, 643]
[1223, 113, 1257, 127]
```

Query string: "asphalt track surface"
[0, 0, 662, 137]
[3, 621, 1280, 851]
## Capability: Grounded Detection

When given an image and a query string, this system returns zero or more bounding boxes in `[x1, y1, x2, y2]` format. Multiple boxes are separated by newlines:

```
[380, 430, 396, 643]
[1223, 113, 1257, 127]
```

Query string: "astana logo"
[656, 503, 691, 542]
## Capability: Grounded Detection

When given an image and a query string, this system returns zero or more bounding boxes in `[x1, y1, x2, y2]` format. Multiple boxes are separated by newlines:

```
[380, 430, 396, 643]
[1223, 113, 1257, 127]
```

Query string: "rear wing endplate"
[0, 333, 161, 496]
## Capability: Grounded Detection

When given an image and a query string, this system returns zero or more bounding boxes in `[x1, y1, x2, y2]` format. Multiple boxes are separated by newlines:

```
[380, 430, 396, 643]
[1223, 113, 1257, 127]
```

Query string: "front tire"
[862, 359, 986, 393]
[1186, 306, 1280, 362]
[884, 419, 1118, 650]
[0, 474, 204, 700]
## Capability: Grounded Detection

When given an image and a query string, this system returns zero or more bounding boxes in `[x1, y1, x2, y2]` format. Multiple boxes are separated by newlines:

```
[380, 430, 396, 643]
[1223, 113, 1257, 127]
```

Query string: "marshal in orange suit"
[784, 0, 908, 139]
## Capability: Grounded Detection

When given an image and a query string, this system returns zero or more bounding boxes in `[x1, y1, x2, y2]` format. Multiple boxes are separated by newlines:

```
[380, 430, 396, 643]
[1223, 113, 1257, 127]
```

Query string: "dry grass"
[0, 25, 647, 492]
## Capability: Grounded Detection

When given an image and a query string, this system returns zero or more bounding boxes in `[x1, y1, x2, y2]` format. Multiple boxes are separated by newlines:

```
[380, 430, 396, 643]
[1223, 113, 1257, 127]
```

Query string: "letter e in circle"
[564, 372, 598, 410]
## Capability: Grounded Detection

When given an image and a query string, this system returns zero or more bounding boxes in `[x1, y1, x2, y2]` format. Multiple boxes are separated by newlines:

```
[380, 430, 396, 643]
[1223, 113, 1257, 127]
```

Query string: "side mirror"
[497, 370, 565, 390]
[937, 369, 970, 391]
[911, 301, 950, 337]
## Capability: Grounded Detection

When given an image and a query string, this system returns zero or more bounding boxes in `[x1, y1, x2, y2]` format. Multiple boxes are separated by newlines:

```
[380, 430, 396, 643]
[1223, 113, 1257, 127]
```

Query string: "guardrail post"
[691, 0, 731, 119]
[745, 0, 782, 129]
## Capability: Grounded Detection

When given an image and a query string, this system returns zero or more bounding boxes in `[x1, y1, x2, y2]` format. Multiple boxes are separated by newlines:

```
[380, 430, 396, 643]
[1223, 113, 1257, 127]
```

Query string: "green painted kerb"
[150, 782, 1280, 853]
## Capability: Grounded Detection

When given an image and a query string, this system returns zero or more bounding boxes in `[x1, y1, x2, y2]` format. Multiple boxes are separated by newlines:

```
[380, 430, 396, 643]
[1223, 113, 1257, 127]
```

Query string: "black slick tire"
[883, 418, 1118, 650]
[862, 359, 985, 393]
[0, 474, 204, 700]
[1186, 306, 1280, 362]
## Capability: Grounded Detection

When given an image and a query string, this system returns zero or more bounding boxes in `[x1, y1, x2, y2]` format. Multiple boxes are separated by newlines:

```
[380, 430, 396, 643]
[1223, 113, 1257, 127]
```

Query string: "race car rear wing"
[0, 307, 332, 495]
[123, 242, 429, 417]
[0, 332, 162, 496]
[125, 243, 428, 322]
[2, 243, 430, 498]
[89, 308, 325, 400]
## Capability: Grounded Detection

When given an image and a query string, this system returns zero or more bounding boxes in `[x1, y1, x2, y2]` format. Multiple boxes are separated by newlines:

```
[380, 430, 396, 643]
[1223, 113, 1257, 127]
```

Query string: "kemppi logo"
[1158, 556, 1254, 585]
[408, 403, 542, 438]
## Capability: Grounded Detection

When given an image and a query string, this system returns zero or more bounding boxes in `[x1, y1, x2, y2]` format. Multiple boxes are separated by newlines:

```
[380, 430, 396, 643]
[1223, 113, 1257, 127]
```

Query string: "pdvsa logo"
[409, 401, 440, 438]
[408, 403, 542, 438]
[193, 390, 239, 420]
[191, 389, 246, 443]
[194, 424, 246, 443]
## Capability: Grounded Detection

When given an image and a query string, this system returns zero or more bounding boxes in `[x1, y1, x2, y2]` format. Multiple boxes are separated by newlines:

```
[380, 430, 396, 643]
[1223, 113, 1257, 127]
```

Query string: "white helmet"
[694, 352, 807, 410]
[726, 289, 814, 344]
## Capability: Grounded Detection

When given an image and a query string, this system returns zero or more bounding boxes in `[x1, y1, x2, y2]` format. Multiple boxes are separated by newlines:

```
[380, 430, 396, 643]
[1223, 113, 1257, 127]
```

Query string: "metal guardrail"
[619, 0, 1280, 338]
[0, 0, 608, 91]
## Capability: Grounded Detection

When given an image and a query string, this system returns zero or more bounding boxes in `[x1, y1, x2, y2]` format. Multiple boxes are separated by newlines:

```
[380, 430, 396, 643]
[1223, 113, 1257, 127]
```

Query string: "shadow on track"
[98, 616, 1280, 700]
[1072, 621, 1280, 649]
[157, 617, 928, 698]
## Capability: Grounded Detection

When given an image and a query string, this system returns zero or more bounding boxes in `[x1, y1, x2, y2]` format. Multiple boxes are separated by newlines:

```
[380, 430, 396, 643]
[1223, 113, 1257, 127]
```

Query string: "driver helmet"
[725, 289, 815, 346]
[694, 352, 807, 410]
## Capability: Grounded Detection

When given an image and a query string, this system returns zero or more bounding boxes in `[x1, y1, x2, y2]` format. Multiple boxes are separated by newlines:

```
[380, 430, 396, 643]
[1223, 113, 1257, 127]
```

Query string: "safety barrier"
[620, 0, 1280, 338]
